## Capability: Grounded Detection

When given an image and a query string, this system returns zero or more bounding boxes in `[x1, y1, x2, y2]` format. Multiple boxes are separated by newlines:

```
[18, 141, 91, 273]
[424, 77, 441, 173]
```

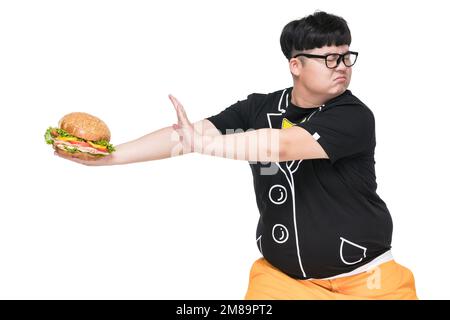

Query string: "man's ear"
[289, 58, 302, 77]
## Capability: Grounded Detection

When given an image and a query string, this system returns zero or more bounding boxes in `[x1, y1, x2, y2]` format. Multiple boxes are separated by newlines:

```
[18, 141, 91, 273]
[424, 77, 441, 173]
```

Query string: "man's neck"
[290, 86, 328, 109]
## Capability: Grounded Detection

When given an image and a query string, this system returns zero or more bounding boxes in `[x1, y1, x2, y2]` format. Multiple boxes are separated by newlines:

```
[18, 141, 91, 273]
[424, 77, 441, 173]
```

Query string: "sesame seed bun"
[58, 112, 111, 142]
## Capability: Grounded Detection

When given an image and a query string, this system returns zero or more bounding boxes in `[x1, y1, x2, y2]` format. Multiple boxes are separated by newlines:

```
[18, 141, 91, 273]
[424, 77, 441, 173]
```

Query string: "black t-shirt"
[206, 87, 393, 279]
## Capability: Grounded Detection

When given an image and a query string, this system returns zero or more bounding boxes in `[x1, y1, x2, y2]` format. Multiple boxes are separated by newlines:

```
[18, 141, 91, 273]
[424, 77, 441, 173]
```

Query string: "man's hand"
[169, 94, 203, 154]
[54, 149, 113, 166]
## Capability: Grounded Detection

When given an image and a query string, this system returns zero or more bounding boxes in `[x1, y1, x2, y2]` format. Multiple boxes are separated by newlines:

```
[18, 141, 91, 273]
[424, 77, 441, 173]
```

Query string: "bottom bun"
[55, 147, 106, 161]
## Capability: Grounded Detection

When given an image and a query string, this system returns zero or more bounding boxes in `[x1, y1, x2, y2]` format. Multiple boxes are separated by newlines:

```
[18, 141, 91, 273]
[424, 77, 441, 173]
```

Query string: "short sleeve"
[206, 94, 259, 135]
[296, 105, 375, 164]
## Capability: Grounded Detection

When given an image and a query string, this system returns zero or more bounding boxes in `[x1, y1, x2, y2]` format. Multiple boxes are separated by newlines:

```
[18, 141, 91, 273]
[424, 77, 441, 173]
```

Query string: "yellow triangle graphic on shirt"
[282, 118, 295, 129]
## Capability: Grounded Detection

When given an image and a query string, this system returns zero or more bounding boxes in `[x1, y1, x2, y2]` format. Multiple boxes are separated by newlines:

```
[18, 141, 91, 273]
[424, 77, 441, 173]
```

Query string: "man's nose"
[335, 58, 348, 71]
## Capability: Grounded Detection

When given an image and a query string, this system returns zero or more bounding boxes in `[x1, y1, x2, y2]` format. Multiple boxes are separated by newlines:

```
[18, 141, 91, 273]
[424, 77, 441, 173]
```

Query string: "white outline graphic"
[339, 237, 367, 265]
[269, 184, 288, 205]
[263, 89, 324, 278]
[272, 224, 289, 244]
[266, 89, 307, 277]
[256, 235, 263, 255]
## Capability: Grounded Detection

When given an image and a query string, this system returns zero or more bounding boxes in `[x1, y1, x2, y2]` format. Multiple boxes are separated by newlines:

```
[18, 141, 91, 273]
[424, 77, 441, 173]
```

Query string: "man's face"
[293, 45, 352, 97]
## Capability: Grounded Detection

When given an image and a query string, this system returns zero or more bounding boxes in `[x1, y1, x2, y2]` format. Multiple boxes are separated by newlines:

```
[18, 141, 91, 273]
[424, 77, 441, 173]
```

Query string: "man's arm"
[197, 126, 328, 162]
[279, 126, 329, 161]
[170, 95, 328, 162]
[110, 119, 221, 165]
[55, 119, 221, 166]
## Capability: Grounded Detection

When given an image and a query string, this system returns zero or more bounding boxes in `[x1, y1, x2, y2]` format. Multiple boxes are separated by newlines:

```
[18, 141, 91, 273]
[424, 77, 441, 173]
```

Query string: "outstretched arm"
[55, 118, 221, 166]
[170, 95, 328, 162]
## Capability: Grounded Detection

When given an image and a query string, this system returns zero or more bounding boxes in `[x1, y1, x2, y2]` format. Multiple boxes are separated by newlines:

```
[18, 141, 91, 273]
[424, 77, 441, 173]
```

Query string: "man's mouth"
[334, 76, 346, 82]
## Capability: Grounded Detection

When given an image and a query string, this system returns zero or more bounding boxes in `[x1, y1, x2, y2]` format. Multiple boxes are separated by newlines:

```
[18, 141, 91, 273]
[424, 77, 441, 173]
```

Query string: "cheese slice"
[87, 141, 107, 150]
[58, 136, 78, 142]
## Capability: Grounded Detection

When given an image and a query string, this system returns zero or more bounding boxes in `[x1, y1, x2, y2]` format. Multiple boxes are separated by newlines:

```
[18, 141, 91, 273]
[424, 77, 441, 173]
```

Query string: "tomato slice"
[67, 140, 109, 152]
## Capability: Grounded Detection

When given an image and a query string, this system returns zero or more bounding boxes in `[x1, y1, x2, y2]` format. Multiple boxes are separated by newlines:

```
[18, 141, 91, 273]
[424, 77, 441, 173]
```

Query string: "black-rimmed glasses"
[292, 51, 358, 69]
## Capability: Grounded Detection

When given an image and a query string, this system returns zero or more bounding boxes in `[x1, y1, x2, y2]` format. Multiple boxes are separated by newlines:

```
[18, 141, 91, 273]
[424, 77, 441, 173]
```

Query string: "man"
[56, 11, 418, 299]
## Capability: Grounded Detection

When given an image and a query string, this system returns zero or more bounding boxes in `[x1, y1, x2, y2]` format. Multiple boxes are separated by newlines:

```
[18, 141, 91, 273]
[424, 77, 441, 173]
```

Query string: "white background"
[0, 0, 449, 299]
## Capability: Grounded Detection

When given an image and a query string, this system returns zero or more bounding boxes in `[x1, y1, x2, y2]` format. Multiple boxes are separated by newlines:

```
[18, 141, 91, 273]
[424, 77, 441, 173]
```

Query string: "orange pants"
[245, 258, 418, 300]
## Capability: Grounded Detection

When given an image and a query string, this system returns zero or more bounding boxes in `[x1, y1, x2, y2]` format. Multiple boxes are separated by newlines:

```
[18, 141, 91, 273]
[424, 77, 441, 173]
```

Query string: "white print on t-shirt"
[272, 224, 289, 244]
[256, 235, 263, 255]
[268, 184, 288, 205]
[263, 89, 322, 278]
[339, 237, 367, 265]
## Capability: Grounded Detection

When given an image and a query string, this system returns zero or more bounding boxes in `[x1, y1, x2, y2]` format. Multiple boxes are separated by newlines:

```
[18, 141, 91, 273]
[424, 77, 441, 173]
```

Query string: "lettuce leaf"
[63, 145, 78, 153]
[92, 139, 116, 153]
[55, 128, 74, 138]
[44, 127, 54, 144]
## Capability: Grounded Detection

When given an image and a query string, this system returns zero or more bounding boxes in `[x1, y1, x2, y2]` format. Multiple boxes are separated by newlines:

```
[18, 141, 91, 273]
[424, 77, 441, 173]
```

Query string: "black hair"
[280, 11, 352, 60]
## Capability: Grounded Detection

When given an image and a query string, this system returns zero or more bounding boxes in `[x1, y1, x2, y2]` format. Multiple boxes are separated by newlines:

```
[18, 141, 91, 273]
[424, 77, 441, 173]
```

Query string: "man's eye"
[327, 55, 339, 61]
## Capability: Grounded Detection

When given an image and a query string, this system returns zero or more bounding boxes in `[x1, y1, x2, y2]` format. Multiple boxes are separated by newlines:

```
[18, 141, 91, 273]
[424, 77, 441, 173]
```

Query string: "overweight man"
[56, 11, 418, 300]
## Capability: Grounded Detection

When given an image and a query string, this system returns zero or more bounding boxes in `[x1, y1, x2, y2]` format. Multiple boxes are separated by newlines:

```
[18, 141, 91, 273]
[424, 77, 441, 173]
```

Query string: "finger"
[169, 95, 187, 118]
[169, 94, 187, 126]
[173, 100, 190, 126]
[168, 94, 179, 114]
[169, 94, 182, 111]
[172, 96, 188, 119]
[54, 150, 72, 160]
[54, 150, 92, 165]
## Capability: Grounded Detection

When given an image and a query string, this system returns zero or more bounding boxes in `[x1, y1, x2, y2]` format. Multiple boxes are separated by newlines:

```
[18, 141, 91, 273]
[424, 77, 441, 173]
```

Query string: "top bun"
[58, 112, 111, 142]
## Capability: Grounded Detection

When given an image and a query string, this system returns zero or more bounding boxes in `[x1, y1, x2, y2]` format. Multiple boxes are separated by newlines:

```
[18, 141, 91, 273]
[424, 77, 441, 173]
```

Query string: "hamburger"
[45, 112, 116, 160]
